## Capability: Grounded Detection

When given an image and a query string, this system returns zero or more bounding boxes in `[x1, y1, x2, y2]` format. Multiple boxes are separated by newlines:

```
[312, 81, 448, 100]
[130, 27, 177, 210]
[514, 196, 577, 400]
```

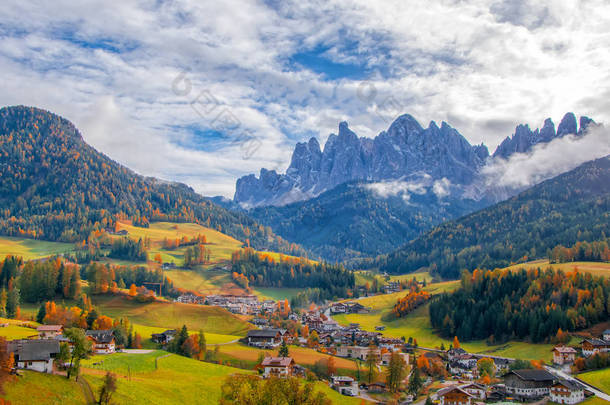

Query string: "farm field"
[0, 236, 74, 260]
[114, 221, 244, 266]
[91, 295, 252, 336]
[579, 368, 610, 394]
[502, 260, 610, 277]
[0, 317, 39, 339]
[215, 342, 359, 372]
[79, 351, 361, 405]
[2, 370, 87, 405]
[334, 280, 557, 361]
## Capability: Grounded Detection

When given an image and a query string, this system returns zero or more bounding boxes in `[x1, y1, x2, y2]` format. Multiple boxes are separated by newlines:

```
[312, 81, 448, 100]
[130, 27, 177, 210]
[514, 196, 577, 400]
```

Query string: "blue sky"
[1, 0, 609, 197]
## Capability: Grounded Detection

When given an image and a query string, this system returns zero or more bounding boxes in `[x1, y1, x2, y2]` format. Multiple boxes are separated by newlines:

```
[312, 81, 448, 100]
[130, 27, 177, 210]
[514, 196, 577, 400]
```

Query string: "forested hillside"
[430, 268, 610, 342]
[376, 156, 610, 279]
[0, 106, 303, 255]
[248, 182, 486, 261]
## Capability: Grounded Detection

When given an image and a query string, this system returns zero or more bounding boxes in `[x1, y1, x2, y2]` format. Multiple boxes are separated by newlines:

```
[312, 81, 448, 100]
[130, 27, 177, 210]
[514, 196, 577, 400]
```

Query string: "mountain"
[235, 115, 490, 207]
[234, 112, 596, 208]
[493, 112, 596, 159]
[374, 155, 610, 279]
[0, 106, 303, 255]
[247, 181, 489, 261]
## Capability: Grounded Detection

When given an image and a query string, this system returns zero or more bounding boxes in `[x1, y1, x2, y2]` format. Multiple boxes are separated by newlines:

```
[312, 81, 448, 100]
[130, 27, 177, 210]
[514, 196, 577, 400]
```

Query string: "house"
[37, 325, 63, 339]
[331, 375, 359, 396]
[384, 282, 401, 294]
[375, 326, 386, 331]
[8, 339, 60, 373]
[151, 330, 176, 344]
[455, 354, 478, 370]
[367, 382, 386, 393]
[550, 380, 585, 404]
[176, 293, 205, 305]
[86, 330, 116, 354]
[261, 356, 294, 378]
[460, 382, 486, 400]
[603, 330, 610, 341]
[246, 329, 282, 348]
[581, 338, 610, 357]
[437, 385, 474, 405]
[330, 303, 347, 314]
[447, 347, 467, 361]
[503, 369, 555, 400]
[336, 345, 378, 361]
[553, 346, 578, 365]
[381, 351, 409, 366]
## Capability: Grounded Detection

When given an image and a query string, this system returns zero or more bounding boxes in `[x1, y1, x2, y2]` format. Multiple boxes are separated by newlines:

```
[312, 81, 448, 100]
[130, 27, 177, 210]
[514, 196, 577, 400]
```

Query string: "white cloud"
[0, 0, 609, 197]
[364, 179, 428, 201]
[481, 125, 610, 189]
[433, 178, 451, 198]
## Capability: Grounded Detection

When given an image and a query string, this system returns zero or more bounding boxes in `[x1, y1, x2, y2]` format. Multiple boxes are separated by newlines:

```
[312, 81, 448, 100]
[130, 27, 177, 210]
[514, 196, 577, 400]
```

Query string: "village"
[3, 290, 610, 404]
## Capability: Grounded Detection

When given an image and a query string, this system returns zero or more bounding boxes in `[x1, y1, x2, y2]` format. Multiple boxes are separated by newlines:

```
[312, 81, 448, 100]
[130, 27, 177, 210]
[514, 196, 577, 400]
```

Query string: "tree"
[477, 357, 495, 378]
[6, 287, 19, 319]
[453, 336, 460, 349]
[97, 372, 117, 405]
[0, 289, 6, 318]
[279, 340, 289, 357]
[133, 333, 142, 349]
[326, 356, 337, 377]
[407, 360, 422, 395]
[425, 396, 434, 405]
[365, 346, 379, 384]
[64, 328, 92, 381]
[0, 337, 15, 393]
[128, 284, 137, 297]
[387, 352, 407, 393]
[154, 253, 163, 264]
[307, 330, 319, 348]
[198, 330, 206, 360]
[36, 302, 46, 324]
[57, 342, 70, 367]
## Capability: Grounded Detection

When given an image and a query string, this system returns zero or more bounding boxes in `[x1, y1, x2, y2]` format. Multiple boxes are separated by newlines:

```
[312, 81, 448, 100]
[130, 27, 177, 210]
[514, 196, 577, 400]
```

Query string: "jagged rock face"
[493, 112, 594, 159]
[234, 114, 489, 207]
[235, 112, 596, 208]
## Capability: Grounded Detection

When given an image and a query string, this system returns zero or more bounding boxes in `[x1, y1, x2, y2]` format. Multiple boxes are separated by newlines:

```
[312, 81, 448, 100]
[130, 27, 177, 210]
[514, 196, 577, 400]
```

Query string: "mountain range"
[235, 112, 595, 208]
[228, 112, 599, 260]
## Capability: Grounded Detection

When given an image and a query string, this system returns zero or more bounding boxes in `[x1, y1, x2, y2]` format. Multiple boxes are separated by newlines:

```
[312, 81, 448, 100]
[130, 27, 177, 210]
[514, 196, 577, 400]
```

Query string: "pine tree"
[36, 302, 46, 324]
[279, 340, 289, 357]
[407, 360, 422, 395]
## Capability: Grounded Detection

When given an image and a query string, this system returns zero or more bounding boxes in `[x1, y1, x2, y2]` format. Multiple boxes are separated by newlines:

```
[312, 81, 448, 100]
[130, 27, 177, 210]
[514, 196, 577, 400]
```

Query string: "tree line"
[429, 268, 610, 343]
[549, 238, 610, 263]
[230, 248, 354, 300]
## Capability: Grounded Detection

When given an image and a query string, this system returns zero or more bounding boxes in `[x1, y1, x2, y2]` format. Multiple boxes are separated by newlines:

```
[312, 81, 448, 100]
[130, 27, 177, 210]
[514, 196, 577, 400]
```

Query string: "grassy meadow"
[2, 370, 87, 405]
[578, 368, 610, 394]
[334, 280, 559, 361]
[0, 236, 74, 260]
[502, 260, 610, 277]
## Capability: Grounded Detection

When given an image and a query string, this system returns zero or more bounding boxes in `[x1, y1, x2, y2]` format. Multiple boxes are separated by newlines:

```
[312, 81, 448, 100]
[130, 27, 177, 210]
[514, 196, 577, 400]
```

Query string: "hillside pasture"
[91, 295, 252, 336]
[2, 370, 87, 405]
[0, 236, 74, 260]
[502, 260, 610, 277]
[578, 368, 610, 394]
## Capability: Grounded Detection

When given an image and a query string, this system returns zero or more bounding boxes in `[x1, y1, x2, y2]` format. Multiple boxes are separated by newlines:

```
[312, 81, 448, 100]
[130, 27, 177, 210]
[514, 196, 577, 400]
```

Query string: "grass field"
[578, 368, 610, 394]
[80, 351, 361, 405]
[91, 295, 252, 336]
[0, 317, 39, 339]
[115, 221, 243, 266]
[0, 236, 74, 260]
[503, 260, 610, 277]
[334, 280, 557, 361]
[2, 370, 87, 405]
[253, 287, 303, 301]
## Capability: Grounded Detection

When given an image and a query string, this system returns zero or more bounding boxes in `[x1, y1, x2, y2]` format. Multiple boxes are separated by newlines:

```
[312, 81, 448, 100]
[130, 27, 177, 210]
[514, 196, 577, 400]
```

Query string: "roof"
[86, 330, 115, 343]
[508, 369, 555, 382]
[332, 376, 355, 382]
[603, 329, 610, 334]
[247, 329, 281, 338]
[261, 357, 294, 367]
[37, 325, 63, 332]
[8, 339, 60, 361]
[554, 380, 583, 391]
[461, 382, 486, 390]
[437, 386, 474, 397]
[581, 338, 610, 346]
[553, 346, 577, 353]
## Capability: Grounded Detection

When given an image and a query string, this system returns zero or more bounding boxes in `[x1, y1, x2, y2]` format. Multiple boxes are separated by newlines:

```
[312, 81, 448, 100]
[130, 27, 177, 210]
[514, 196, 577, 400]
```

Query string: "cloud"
[481, 125, 610, 189]
[364, 179, 428, 201]
[432, 178, 451, 198]
[0, 0, 609, 197]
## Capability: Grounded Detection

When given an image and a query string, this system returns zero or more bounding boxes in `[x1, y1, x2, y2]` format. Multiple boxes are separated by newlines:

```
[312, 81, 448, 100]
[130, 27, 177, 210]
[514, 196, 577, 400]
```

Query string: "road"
[544, 366, 610, 402]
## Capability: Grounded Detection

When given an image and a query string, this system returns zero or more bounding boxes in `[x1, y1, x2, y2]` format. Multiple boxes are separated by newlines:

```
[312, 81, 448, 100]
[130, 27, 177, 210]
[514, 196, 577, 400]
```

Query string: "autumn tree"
[365, 346, 379, 384]
[387, 352, 407, 393]
[64, 328, 92, 381]
[477, 357, 495, 378]
[453, 336, 460, 349]
[307, 330, 319, 348]
[0, 337, 15, 393]
[326, 356, 337, 377]
[279, 340, 289, 357]
[97, 372, 117, 405]
[128, 284, 137, 297]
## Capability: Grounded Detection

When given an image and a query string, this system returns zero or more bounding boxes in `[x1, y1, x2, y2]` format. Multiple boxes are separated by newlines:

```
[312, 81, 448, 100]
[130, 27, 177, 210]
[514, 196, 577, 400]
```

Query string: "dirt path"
[78, 375, 96, 404]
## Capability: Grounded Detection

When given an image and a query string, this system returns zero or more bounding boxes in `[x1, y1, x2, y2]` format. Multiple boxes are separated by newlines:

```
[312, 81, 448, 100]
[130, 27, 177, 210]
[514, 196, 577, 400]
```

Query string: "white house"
[550, 380, 585, 404]
[460, 382, 486, 400]
[37, 325, 63, 339]
[8, 339, 60, 373]
[86, 330, 116, 354]
[331, 375, 359, 396]
[603, 329, 610, 341]
[553, 346, 577, 365]
[260, 356, 294, 378]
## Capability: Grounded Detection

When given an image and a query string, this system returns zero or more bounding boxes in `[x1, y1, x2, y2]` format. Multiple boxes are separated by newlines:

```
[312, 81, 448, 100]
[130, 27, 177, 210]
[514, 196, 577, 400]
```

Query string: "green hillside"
[377, 156, 610, 278]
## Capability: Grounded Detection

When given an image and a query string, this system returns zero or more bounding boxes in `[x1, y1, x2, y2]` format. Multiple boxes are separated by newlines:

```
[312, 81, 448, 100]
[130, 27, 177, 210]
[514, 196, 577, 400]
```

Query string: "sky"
[1, 0, 609, 198]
